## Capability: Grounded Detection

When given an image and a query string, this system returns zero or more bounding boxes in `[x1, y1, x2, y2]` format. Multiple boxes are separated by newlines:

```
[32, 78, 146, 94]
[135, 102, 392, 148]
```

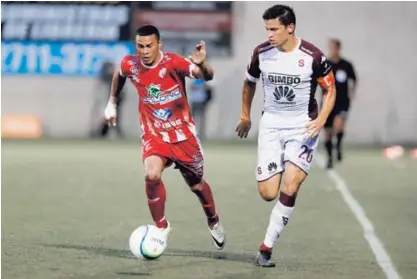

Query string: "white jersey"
[246, 38, 332, 129]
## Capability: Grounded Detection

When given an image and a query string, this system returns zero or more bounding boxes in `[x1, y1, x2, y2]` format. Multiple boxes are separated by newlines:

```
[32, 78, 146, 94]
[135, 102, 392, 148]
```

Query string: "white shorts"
[256, 127, 319, 181]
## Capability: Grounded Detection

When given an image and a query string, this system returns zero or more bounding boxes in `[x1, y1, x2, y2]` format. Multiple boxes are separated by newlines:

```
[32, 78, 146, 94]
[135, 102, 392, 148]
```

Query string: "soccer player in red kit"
[104, 25, 226, 249]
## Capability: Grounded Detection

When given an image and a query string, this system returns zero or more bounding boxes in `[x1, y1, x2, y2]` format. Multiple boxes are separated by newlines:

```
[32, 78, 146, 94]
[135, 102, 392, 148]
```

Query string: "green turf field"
[2, 140, 416, 279]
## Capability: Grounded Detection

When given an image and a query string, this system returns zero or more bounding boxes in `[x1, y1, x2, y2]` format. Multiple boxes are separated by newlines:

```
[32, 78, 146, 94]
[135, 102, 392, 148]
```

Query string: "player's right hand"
[236, 117, 251, 138]
[188, 41, 207, 65]
[104, 102, 117, 127]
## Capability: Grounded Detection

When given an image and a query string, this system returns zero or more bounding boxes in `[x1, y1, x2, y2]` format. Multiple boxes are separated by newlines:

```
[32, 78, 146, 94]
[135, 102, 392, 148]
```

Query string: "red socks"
[192, 180, 219, 227]
[259, 242, 273, 252]
[146, 178, 218, 229]
[145, 178, 167, 229]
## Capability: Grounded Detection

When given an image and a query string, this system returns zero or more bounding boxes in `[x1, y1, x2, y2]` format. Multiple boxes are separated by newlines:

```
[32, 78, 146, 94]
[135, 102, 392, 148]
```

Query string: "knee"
[181, 168, 203, 188]
[190, 179, 204, 192]
[145, 169, 162, 183]
[324, 139, 332, 147]
[281, 181, 301, 196]
[258, 182, 279, 202]
[324, 130, 332, 141]
[335, 125, 345, 134]
[260, 192, 277, 202]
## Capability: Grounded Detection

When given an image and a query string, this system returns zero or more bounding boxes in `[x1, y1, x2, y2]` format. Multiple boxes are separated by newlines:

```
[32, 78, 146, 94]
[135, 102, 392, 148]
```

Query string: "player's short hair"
[136, 25, 160, 41]
[330, 38, 342, 49]
[263, 4, 296, 26]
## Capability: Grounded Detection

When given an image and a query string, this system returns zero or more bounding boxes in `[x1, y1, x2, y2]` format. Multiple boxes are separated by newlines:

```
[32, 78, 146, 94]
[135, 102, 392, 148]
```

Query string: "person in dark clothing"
[323, 39, 357, 168]
[190, 79, 213, 141]
[96, 61, 125, 138]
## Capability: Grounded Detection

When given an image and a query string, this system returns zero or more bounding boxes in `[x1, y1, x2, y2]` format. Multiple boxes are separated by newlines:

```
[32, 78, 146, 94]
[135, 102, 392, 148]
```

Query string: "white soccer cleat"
[209, 222, 226, 250]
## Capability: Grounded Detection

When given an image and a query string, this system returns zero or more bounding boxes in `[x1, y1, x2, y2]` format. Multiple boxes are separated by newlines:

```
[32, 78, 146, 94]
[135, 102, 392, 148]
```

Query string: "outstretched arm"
[192, 61, 214, 81]
[109, 70, 127, 103]
[188, 41, 214, 81]
[104, 70, 126, 127]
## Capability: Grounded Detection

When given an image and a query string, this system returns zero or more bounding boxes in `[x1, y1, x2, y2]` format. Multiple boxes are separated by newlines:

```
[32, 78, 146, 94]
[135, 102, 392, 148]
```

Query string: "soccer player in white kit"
[236, 5, 336, 267]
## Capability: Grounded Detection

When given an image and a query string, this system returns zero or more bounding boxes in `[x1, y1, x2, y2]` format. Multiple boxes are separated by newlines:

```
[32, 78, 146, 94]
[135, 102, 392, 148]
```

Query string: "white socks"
[263, 200, 295, 248]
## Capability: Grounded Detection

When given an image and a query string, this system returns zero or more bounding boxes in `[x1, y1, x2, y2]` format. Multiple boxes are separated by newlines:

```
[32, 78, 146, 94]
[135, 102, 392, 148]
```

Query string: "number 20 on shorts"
[299, 145, 314, 163]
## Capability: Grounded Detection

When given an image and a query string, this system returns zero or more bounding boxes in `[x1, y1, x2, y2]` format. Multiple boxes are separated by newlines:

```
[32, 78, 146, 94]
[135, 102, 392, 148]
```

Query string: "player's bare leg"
[256, 162, 306, 267]
[333, 115, 346, 162]
[324, 128, 334, 169]
[144, 155, 171, 237]
[258, 173, 282, 201]
[180, 167, 226, 250]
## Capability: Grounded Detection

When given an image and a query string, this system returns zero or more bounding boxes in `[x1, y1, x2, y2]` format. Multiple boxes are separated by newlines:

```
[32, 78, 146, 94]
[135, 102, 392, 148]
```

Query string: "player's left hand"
[236, 117, 252, 138]
[104, 102, 117, 127]
[188, 41, 206, 65]
[304, 118, 325, 138]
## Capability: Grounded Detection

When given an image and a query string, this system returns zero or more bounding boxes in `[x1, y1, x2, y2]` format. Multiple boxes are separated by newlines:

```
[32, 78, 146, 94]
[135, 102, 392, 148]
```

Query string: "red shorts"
[142, 134, 204, 185]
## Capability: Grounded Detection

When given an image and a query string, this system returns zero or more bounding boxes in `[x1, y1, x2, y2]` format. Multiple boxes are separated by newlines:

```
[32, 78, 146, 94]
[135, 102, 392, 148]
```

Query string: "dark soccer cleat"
[326, 158, 333, 169]
[255, 250, 276, 267]
[337, 150, 343, 162]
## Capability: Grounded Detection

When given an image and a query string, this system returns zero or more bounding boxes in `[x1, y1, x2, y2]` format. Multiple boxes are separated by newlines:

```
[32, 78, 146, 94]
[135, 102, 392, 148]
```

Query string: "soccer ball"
[129, 225, 167, 260]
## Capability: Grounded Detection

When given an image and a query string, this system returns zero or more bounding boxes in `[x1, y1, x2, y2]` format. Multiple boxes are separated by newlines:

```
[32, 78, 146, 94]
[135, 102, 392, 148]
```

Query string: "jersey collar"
[140, 51, 164, 69]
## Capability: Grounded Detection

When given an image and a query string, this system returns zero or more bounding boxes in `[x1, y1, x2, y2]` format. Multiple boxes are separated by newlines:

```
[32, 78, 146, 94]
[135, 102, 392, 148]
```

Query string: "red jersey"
[120, 52, 198, 143]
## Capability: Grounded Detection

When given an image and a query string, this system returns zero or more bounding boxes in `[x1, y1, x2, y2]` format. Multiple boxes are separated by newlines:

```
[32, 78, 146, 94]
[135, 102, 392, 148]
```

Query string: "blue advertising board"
[1, 42, 135, 76]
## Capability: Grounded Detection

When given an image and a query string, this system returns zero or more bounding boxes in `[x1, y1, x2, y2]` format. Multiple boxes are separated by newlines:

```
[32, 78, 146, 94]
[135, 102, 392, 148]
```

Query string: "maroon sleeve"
[300, 40, 335, 90]
[246, 49, 261, 82]
[312, 53, 332, 78]
[300, 40, 332, 78]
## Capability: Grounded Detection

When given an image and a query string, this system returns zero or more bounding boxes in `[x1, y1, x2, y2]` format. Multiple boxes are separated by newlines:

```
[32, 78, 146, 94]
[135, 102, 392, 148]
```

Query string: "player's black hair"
[330, 38, 342, 49]
[262, 5, 296, 26]
[135, 25, 160, 41]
